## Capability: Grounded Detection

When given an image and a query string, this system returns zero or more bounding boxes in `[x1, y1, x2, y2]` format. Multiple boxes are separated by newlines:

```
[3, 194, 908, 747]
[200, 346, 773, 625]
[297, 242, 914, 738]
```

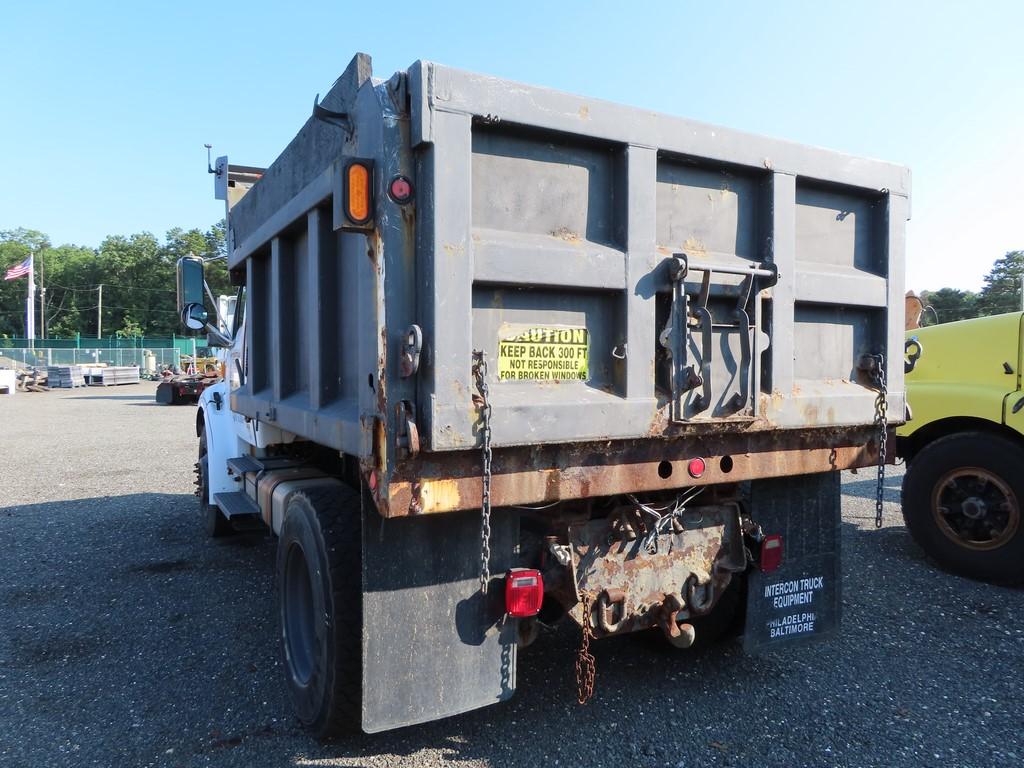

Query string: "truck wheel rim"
[931, 467, 1020, 551]
[283, 542, 316, 686]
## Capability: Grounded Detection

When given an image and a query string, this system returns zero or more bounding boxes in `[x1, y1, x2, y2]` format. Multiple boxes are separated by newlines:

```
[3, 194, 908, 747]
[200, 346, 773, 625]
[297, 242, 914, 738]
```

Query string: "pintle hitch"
[658, 593, 696, 649]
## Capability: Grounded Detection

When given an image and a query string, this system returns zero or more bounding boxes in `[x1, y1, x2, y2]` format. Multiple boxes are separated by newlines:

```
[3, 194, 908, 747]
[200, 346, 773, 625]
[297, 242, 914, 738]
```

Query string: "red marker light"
[505, 569, 544, 617]
[760, 534, 784, 573]
[367, 471, 378, 491]
[687, 457, 706, 478]
[389, 175, 413, 203]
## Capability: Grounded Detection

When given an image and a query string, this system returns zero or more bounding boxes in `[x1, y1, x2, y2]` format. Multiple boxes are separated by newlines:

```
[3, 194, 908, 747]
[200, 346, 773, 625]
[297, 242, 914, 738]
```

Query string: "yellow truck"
[898, 313, 1024, 583]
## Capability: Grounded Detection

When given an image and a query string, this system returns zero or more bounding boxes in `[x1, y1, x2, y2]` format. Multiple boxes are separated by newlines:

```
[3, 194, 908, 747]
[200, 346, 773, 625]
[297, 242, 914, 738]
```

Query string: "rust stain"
[372, 417, 387, 471]
[376, 327, 389, 414]
[417, 478, 463, 514]
[682, 238, 707, 258]
[578, 105, 590, 120]
[383, 426, 882, 518]
[802, 404, 820, 425]
[550, 227, 582, 243]
[562, 505, 743, 638]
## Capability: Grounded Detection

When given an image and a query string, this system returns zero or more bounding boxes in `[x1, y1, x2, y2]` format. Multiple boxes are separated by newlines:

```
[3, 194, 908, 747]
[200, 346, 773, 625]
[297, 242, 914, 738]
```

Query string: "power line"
[1, 303, 179, 316]
[45, 281, 176, 294]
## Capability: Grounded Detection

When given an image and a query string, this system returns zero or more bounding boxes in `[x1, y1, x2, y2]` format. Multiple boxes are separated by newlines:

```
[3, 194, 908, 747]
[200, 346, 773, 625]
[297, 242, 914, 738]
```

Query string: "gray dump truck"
[177, 53, 908, 735]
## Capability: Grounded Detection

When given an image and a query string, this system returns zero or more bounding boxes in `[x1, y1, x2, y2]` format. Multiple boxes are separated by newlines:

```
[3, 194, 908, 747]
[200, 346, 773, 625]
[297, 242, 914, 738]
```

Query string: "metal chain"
[472, 351, 493, 593]
[871, 354, 888, 529]
[575, 592, 596, 704]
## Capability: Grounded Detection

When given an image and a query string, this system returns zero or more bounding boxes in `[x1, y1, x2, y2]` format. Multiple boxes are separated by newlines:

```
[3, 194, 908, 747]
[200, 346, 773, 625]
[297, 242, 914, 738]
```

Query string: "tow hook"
[596, 588, 627, 634]
[658, 593, 695, 648]
[685, 572, 715, 616]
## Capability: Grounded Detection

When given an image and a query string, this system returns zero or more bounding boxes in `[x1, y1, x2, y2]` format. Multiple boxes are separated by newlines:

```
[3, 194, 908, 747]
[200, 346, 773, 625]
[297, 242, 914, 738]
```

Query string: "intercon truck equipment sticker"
[743, 474, 842, 653]
[498, 326, 589, 382]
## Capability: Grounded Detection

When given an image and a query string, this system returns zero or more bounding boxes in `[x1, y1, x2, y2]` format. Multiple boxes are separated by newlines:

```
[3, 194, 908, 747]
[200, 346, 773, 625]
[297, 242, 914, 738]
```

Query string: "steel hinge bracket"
[395, 400, 420, 459]
[399, 324, 423, 378]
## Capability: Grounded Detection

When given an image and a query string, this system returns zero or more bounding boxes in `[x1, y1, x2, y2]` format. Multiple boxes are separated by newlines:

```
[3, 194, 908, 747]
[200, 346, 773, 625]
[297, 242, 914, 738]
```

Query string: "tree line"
[1, 226, 1020, 337]
[0, 225, 232, 340]
[920, 250, 1024, 324]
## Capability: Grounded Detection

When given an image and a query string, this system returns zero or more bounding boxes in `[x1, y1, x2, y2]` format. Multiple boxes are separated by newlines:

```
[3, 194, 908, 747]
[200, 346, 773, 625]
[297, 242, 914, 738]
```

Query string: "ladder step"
[226, 455, 307, 476]
[226, 456, 263, 475]
[213, 492, 261, 519]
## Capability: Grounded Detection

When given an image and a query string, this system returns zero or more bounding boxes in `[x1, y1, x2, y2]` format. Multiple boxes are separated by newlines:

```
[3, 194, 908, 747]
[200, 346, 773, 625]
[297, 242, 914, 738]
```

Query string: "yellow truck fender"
[898, 312, 1024, 460]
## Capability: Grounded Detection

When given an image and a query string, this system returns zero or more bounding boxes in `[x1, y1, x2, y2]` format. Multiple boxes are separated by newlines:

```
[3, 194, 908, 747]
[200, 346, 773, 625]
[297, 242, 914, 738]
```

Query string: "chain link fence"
[0, 347, 184, 371]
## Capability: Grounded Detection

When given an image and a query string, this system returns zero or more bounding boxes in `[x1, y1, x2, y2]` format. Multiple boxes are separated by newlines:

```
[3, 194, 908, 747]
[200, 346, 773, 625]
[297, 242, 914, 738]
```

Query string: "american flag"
[4, 255, 32, 281]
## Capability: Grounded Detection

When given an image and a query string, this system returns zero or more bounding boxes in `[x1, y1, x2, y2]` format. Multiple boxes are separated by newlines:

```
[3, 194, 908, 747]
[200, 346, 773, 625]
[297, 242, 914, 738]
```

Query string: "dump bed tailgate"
[411, 62, 908, 452]
[225, 55, 907, 477]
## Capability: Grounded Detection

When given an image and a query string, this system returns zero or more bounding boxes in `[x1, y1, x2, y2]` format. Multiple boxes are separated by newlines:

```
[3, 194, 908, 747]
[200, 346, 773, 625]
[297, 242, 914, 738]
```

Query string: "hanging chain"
[472, 351, 493, 593]
[870, 354, 888, 529]
[575, 592, 596, 704]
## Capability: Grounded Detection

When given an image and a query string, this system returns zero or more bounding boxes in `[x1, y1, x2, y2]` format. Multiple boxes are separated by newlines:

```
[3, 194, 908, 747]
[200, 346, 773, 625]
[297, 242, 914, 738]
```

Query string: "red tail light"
[760, 534, 784, 573]
[505, 569, 544, 617]
[687, 457, 706, 478]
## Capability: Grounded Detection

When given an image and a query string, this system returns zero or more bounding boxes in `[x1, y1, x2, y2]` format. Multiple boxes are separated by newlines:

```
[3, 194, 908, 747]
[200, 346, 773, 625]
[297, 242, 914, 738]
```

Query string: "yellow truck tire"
[902, 431, 1024, 584]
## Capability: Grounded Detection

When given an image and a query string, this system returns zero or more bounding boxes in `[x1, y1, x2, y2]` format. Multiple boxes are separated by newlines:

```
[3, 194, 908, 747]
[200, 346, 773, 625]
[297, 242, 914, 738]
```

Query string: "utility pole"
[25, 250, 36, 346]
[97, 284, 103, 338]
[39, 249, 46, 339]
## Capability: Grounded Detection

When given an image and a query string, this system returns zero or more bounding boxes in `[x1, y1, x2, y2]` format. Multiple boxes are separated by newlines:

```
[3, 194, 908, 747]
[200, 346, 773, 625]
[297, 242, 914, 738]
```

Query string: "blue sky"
[3, 1, 1021, 291]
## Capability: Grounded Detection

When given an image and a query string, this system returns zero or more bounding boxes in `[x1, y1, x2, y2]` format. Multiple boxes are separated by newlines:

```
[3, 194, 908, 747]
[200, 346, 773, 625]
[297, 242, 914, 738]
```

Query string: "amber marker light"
[345, 161, 372, 225]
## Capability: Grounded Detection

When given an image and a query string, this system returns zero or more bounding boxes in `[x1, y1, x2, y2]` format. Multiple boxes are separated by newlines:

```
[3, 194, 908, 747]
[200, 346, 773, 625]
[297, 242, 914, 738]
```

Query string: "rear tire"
[902, 431, 1024, 584]
[198, 431, 232, 538]
[277, 485, 362, 737]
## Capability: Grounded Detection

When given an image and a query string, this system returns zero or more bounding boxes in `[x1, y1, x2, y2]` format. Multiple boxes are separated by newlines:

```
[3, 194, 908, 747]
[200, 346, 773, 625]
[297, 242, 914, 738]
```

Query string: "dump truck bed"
[226, 54, 907, 515]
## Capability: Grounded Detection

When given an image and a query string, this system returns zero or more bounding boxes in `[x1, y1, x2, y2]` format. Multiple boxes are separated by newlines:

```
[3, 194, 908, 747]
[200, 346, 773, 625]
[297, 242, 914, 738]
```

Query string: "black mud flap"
[743, 472, 841, 652]
[361, 505, 518, 733]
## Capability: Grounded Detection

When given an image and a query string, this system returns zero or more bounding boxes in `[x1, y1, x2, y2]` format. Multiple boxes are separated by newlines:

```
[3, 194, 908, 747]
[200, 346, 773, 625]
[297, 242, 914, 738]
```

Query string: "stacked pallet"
[93, 366, 140, 386]
[46, 365, 86, 388]
[16, 369, 50, 392]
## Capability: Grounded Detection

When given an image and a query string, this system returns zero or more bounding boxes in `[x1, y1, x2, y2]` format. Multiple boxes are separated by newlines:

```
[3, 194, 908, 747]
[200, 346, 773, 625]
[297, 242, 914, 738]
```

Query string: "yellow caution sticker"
[497, 326, 588, 382]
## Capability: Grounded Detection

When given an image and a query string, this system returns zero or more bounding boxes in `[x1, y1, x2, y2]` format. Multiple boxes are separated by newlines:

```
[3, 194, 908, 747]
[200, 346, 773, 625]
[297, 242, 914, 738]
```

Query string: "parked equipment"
[181, 53, 909, 735]
[898, 314, 1024, 583]
[155, 373, 216, 405]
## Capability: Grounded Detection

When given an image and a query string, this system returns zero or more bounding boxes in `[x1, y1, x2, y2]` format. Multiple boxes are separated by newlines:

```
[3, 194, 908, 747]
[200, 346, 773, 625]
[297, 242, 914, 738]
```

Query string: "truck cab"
[898, 312, 1024, 582]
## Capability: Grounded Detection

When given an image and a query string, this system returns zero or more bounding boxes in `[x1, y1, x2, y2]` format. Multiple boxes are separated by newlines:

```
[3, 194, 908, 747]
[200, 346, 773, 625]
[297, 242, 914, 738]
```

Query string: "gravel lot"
[1, 384, 1022, 768]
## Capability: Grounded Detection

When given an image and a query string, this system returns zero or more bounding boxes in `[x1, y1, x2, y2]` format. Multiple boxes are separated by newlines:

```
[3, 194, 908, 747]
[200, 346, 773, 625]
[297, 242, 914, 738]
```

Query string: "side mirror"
[176, 256, 207, 331]
[182, 303, 208, 331]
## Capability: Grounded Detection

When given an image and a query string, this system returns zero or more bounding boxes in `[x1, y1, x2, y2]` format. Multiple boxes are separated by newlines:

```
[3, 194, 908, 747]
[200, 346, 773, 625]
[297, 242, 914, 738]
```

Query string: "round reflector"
[389, 175, 413, 203]
[687, 457, 706, 478]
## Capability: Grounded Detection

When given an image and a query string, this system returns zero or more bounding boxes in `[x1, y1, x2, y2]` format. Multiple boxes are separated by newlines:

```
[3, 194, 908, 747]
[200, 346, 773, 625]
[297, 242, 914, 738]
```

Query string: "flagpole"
[26, 252, 35, 347]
